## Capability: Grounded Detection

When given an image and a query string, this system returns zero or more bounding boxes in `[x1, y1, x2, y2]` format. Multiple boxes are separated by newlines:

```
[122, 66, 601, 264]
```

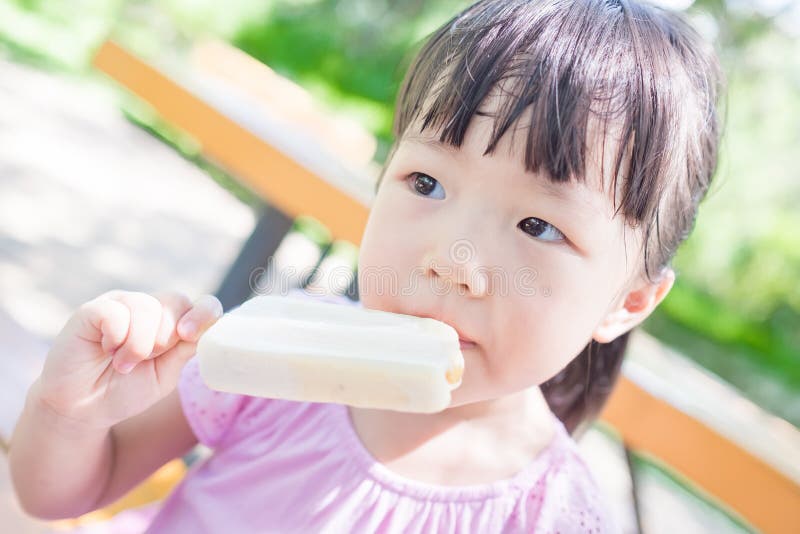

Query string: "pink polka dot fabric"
[178, 359, 249, 448]
[139, 289, 618, 532]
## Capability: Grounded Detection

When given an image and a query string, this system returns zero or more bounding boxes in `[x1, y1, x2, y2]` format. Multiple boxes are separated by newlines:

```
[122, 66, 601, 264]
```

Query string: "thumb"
[152, 339, 199, 391]
[177, 295, 224, 343]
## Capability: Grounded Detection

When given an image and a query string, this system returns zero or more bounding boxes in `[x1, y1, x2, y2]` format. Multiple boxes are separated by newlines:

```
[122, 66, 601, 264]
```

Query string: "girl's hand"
[35, 290, 223, 430]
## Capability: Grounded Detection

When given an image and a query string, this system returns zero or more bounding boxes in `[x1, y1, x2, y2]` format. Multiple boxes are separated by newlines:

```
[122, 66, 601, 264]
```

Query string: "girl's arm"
[10, 384, 197, 520]
[8, 290, 220, 521]
[94, 387, 197, 510]
[10, 377, 115, 520]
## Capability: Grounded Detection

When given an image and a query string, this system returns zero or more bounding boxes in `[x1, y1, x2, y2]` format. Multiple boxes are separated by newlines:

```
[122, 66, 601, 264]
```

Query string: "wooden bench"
[91, 38, 800, 533]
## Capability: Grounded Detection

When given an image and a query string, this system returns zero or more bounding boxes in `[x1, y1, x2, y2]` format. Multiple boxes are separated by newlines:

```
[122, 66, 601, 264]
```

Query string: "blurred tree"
[232, 0, 470, 156]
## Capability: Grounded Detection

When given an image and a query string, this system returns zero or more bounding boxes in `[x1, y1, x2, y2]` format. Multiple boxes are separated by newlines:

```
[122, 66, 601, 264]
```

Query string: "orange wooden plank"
[601, 376, 800, 534]
[190, 40, 377, 171]
[92, 40, 369, 246]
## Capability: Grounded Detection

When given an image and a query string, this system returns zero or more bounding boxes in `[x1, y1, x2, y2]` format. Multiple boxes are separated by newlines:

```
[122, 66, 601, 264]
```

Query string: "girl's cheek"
[389, 188, 428, 220]
[501, 297, 569, 380]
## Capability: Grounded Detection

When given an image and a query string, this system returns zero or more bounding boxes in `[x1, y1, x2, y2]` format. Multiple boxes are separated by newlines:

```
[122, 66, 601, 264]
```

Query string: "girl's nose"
[424, 239, 489, 298]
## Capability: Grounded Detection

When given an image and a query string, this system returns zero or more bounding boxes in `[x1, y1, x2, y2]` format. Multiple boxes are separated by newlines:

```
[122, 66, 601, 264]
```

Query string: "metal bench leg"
[345, 271, 359, 302]
[215, 202, 294, 311]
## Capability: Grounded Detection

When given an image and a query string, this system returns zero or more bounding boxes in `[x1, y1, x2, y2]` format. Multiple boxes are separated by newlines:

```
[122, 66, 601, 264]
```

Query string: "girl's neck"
[347, 386, 556, 470]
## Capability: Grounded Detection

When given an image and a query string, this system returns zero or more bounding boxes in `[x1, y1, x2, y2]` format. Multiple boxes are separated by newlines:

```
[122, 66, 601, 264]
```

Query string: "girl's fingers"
[150, 291, 194, 357]
[77, 296, 131, 356]
[176, 295, 224, 343]
[74, 290, 219, 376]
[153, 339, 202, 389]
[107, 292, 162, 374]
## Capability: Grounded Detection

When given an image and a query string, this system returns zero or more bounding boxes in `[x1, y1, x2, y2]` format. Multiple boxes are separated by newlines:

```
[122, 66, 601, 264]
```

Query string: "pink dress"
[66, 289, 617, 533]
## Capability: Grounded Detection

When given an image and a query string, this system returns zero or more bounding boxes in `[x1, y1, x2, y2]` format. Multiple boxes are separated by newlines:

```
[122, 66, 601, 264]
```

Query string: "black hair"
[378, 0, 724, 434]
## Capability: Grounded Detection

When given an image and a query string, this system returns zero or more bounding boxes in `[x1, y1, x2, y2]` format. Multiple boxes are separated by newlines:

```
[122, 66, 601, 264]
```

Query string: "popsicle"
[195, 294, 465, 413]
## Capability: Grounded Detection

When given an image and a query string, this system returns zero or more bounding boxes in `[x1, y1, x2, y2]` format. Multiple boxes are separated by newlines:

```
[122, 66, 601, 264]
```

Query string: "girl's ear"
[591, 268, 676, 344]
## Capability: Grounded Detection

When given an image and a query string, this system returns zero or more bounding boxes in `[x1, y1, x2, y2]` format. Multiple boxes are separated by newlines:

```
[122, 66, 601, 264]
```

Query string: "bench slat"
[602, 370, 800, 534]
[92, 40, 370, 246]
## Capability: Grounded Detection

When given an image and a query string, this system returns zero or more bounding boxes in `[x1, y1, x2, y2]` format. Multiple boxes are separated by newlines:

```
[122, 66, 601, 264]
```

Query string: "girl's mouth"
[459, 339, 477, 350]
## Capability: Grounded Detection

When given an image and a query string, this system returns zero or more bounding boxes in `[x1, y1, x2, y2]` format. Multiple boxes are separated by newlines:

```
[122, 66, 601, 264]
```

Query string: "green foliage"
[232, 0, 469, 151]
[653, 20, 800, 423]
[0, 0, 123, 71]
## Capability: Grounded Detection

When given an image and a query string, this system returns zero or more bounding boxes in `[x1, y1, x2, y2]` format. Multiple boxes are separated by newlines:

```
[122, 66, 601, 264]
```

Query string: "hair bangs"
[390, 0, 720, 283]
[380, 0, 723, 434]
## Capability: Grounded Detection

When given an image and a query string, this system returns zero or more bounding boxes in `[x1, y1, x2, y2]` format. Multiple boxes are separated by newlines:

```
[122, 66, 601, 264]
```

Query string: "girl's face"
[358, 111, 648, 407]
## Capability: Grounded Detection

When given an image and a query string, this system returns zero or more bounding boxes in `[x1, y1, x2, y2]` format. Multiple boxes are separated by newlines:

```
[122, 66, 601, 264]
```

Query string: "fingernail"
[118, 362, 135, 374]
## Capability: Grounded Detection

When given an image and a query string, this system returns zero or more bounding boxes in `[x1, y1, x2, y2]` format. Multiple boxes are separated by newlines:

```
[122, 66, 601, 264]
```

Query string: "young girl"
[10, 0, 723, 532]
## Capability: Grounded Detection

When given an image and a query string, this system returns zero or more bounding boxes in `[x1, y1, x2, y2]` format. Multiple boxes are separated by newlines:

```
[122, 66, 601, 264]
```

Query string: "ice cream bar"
[195, 295, 465, 413]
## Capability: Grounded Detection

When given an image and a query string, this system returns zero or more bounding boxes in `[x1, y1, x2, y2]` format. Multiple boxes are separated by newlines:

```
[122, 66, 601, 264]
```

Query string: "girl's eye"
[517, 217, 566, 243]
[407, 172, 445, 200]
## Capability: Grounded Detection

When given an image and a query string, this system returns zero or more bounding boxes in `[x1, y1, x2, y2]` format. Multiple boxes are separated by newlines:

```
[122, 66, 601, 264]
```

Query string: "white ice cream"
[196, 295, 465, 413]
